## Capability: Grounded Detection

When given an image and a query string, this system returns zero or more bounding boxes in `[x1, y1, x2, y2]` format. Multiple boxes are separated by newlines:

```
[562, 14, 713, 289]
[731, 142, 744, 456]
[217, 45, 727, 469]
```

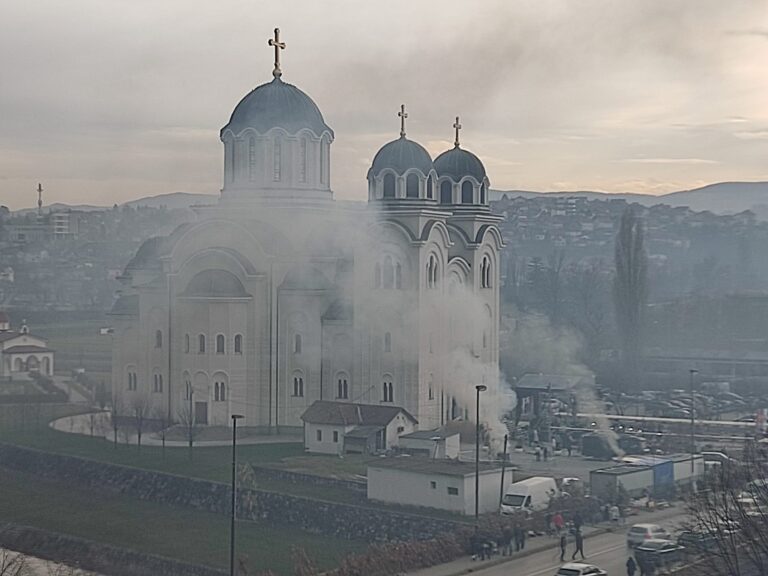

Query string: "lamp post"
[689, 369, 698, 492]
[475, 384, 487, 523]
[230, 414, 244, 576]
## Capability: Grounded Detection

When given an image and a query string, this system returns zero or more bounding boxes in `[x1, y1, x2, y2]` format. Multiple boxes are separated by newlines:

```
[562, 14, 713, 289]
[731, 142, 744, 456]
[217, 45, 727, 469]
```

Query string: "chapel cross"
[453, 116, 462, 147]
[398, 104, 408, 138]
[268, 28, 286, 78]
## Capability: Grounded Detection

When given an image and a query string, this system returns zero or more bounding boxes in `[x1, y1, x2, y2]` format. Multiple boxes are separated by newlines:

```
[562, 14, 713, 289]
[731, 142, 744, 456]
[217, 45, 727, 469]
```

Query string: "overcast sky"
[2, 0, 768, 210]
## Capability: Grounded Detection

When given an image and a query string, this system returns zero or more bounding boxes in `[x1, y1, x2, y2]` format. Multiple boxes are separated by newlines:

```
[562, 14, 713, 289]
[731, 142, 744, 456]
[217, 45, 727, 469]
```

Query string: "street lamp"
[230, 414, 244, 576]
[689, 369, 698, 492]
[475, 384, 487, 523]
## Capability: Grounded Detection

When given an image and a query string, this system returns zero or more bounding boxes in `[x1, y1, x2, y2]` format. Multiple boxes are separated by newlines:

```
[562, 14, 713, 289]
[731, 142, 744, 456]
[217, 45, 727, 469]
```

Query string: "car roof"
[638, 538, 676, 547]
[632, 523, 663, 529]
[560, 563, 597, 570]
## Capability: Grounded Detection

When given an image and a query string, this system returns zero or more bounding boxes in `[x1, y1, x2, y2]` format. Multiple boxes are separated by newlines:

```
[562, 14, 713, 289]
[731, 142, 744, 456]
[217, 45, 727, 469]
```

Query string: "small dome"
[183, 270, 249, 298]
[434, 146, 487, 183]
[221, 77, 333, 137]
[369, 136, 434, 178]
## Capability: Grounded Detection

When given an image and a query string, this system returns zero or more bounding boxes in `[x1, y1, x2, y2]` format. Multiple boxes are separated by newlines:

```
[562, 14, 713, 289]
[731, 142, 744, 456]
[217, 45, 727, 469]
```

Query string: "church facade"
[111, 31, 502, 431]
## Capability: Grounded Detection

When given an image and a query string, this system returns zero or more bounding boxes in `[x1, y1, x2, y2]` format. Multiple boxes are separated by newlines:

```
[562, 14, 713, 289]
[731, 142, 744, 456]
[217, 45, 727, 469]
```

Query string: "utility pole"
[475, 384, 487, 523]
[689, 369, 698, 492]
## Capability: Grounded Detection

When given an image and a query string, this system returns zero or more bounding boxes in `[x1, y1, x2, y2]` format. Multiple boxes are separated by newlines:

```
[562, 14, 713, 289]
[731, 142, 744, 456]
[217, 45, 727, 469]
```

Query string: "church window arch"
[153, 373, 163, 393]
[234, 334, 243, 355]
[214, 379, 227, 402]
[384, 332, 391, 353]
[198, 334, 206, 354]
[292, 371, 305, 397]
[406, 173, 419, 198]
[27, 356, 39, 372]
[427, 176, 434, 200]
[481, 255, 492, 289]
[248, 137, 257, 181]
[155, 329, 163, 349]
[336, 372, 349, 399]
[184, 377, 193, 401]
[293, 334, 302, 355]
[299, 138, 308, 183]
[383, 173, 396, 199]
[374, 263, 381, 288]
[273, 137, 282, 182]
[382, 377, 394, 403]
[216, 334, 226, 355]
[184, 334, 190, 354]
[480, 183, 486, 204]
[382, 256, 395, 289]
[426, 254, 439, 289]
[395, 262, 402, 289]
[461, 181, 474, 204]
[483, 331, 488, 349]
[440, 181, 452, 204]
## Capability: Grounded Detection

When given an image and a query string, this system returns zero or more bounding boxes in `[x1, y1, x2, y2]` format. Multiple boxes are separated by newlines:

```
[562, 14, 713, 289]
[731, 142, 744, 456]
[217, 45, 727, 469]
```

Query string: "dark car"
[635, 538, 684, 569]
[677, 530, 716, 556]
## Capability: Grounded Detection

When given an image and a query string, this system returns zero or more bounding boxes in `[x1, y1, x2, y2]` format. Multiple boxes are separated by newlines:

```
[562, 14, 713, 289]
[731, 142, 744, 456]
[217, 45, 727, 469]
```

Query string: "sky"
[2, 0, 768, 210]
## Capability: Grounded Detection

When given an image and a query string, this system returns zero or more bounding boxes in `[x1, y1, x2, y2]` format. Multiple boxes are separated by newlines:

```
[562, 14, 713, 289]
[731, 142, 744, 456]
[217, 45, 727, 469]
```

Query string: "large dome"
[368, 136, 434, 178]
[221, 77, 334, 137]
[434, 146, 487, 183]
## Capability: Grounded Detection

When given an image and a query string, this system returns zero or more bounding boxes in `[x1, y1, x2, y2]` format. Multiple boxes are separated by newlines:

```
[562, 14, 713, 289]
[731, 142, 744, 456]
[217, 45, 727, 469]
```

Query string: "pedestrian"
[545, 512, 553, 536]
[553, 511, 565, 534]
[610, 504, 620, 525]
[514, 525, 522, 552]
[571, 530, 585, 560]
[533, 429, 540, 444]
[520, 526, 527, 550]
[535, 445, 542, 462]
[470, 528, 481, 561]
[626, 555, 637, 576]
[559, 533, 567, 562]
[574, 512, 583, 532]
[543, 445, 549, 461]
[552, 436, 558, 454]
[565, 433, 573, 456]
[502, 525, 513, 556]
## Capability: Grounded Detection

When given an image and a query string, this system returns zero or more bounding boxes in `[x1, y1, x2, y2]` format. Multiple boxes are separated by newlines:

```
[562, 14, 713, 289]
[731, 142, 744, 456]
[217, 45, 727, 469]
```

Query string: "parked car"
[627, 523, 671, 548]
[677, 530, 716, 556]
[635, 538, 684, 569]
[556, 563, 607, 576]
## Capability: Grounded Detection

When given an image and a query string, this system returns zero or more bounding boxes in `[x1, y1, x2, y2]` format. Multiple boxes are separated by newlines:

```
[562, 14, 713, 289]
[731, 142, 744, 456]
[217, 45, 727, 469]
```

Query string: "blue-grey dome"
[221, 77, 333, 138]
[368, 136, 434, 178]
[434, 146, 487, 183]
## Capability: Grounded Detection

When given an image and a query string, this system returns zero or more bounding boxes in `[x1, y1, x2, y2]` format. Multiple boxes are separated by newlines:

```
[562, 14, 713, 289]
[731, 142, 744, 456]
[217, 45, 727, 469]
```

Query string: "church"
[110, 29, 502, 432]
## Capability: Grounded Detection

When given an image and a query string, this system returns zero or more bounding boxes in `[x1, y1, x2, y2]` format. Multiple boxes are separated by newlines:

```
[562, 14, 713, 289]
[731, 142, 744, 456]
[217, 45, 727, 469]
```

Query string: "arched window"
[216, 334, 225, 355]
[374, 263, 381, 288]
[273, 137, 282, 182]
[198, 334, 206, 354]
[337, 375, 349, 399]
[440, 181, 452, 204]
[382, 380, 394, 403]
[155, 329, 162, 349]
[406, 173, 419, 198]
[461, 181, 473, 204]
[299, 138, 308, 183]
[153, 374, 163, 393]
[293, 375, 304, 397]
[480, 183, 486, 204]
[184, 334, 190, 354]
[427, 177, 434, 199]
[481, 256, 492, 289]
[426, 254, 439, 289]
[384, 332, 391, 353]
[294, 334, 302, 354]
[483, 331, 488, 349]
[248, 137, 257, 181]
[383, 173, 396, 198]
[234, 334, 243, 355]
[395, 263, 402, 289]
[214, 381, 227, 402]
[184, 379, 192, 400]
[382, 256, 395, 289]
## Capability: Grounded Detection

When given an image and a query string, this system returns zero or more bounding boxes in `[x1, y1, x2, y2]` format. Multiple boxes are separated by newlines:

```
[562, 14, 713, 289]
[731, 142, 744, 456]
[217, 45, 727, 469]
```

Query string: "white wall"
[304, 422, 348, 454]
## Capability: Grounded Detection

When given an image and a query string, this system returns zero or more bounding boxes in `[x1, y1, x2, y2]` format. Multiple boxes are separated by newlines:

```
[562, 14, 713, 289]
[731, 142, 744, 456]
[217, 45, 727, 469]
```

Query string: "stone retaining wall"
[0, 443, 462, 543]
[0, 522, 227, 576]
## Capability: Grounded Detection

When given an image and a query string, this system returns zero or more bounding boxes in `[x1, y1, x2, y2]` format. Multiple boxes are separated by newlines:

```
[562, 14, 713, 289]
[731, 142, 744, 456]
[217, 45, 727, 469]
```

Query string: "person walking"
[553, 511, 565, 534]
[519, 525, 527, 550]
[626, 555, 637, 576]
[514, 525, 522, 552]
[501, 525, 513, 556]
[559, 533, 568, 562]
[571, 530, 585, 560]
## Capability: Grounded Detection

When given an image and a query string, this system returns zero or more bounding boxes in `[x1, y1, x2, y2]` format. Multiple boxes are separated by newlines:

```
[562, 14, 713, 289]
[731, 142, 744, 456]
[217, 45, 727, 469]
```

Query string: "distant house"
[367, 458, 510, 515]
[398, 429, 461, 459]
[300, 400, 417, 455]
[0, 313, 54, 378]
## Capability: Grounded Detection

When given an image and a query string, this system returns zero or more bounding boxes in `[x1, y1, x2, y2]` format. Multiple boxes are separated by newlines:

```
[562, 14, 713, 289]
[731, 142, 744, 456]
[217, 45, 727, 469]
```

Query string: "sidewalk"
[407, 505, 686, 576]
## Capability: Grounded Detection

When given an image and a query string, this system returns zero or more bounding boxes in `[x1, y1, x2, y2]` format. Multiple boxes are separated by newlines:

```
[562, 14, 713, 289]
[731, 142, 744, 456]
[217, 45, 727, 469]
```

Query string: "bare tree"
[131, 393, 150, 450]
[176, 392, 200, 460]
[152, 404, 171, 460]
[110, 394, 123, 449]
[0, 548, 29, 576]
[613, 208, 647, 390]
[685, 445, 768, 576]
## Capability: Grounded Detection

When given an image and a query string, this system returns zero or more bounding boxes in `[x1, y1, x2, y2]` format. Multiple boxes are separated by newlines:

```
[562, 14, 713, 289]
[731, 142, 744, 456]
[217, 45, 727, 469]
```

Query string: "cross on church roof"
[398, 104, 408, 138]
[453, 116, 462, 148]
[268, 28, 286, 78]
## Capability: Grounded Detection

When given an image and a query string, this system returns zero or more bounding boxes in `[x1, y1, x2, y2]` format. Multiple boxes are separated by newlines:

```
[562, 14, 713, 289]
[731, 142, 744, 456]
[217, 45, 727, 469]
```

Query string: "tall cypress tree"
[613, 208, 648, 389]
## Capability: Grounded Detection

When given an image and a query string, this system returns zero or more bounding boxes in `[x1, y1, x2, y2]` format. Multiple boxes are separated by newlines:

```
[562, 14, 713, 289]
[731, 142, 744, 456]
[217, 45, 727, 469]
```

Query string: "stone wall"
[0, 443, 462, 543]
[0, 522, 226, 576]
[248, 464, 367, 495]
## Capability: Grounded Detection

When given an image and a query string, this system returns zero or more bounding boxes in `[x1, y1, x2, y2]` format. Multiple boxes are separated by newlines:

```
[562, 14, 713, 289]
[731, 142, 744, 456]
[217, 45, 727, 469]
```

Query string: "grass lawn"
[0, 467, 366, 575]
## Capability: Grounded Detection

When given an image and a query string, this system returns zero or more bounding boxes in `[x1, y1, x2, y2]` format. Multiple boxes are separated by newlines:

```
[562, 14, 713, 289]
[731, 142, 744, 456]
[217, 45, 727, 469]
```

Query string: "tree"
[110, 394, 124, 448]
[130, 393, 150, 450]
[152, 404, 171, 460]
[567, 263, 610, 368]
[176, 393, 200, 460]
[613, 208, 647, 390]
[685, 445, 768, 576]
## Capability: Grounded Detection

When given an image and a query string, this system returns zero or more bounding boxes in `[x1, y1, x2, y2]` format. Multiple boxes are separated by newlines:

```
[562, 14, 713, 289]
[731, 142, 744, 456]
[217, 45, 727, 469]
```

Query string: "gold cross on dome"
[268, 28, 286, 78]
[453, 116, 462, 147]
[398, 104, 408, 138]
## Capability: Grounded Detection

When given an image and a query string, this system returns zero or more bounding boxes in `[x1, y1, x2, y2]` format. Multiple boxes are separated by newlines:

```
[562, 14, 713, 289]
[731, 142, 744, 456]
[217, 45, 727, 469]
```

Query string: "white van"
[500, 476, 559, 514]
